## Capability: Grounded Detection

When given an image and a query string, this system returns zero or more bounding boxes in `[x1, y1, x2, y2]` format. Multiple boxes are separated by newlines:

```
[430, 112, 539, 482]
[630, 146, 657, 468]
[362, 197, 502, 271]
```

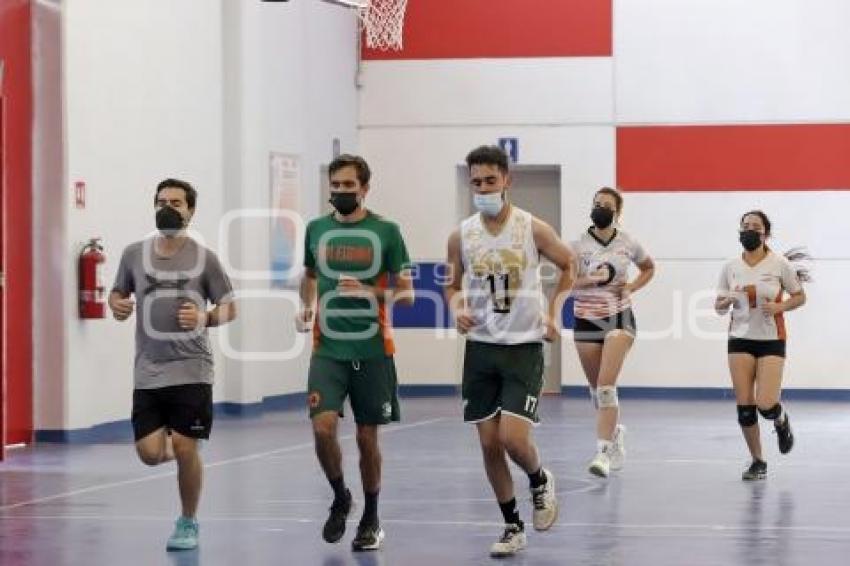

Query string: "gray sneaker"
[588, 445, 612, 478]
[530, 468, 558, 531]
[490, 523, 527, 558]
[351, 521, 384, 552]
[742, 459, 767, 481]
[610, 425, 626, 471]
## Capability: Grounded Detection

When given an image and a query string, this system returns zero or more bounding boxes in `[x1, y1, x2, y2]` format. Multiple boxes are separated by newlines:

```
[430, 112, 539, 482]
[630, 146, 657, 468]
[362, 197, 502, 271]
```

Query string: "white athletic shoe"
[610, 425, 626, 471]
[489, 524, 527, 558]
[530, 468, 558, 531]
[588, 445, 612, 478]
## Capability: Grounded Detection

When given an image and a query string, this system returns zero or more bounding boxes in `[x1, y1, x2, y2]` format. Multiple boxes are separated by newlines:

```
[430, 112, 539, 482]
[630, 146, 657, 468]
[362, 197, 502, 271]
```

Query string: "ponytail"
[783, 246, 813, 283]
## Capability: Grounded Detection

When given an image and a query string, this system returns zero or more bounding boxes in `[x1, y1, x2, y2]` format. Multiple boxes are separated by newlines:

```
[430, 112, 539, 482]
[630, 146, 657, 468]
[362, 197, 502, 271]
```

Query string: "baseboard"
[561, 385, 850, 402]
[35, 420, 134, 444]
[32, 386, 459, 444]
[398, 384, 458, 397]
[34, 394, 307, 444]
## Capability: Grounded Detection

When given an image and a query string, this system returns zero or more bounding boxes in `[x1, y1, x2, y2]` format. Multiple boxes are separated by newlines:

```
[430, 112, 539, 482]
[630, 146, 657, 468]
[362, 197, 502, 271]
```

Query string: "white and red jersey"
[571, 228, 648, 320]
[717, 251, 803, 341]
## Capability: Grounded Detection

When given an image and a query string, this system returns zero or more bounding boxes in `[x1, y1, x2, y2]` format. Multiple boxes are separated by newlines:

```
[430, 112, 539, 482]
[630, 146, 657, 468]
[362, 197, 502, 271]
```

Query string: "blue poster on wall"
[498, 137, 519, 163]
[270, 152, 301, 289]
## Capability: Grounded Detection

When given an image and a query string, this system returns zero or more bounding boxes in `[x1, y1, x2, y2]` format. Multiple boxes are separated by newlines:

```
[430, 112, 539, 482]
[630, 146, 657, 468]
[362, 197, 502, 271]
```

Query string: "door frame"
[455, 163, 564, 394]
[0, 59, 7, 460]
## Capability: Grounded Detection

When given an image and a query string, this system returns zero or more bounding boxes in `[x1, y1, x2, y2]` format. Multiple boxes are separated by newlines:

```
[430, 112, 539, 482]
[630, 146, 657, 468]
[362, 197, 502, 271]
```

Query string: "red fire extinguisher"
[79, 238, 107, 319]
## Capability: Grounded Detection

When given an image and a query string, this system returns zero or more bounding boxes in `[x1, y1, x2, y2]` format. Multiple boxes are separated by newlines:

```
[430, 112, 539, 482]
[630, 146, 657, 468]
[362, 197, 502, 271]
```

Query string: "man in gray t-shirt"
[109, 178, 236, 552]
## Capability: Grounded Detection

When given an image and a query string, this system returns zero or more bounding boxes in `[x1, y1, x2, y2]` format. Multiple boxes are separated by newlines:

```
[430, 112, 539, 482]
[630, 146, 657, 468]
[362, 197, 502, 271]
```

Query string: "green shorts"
[462, 341, 544, 424]
[307, 355, 401, 425]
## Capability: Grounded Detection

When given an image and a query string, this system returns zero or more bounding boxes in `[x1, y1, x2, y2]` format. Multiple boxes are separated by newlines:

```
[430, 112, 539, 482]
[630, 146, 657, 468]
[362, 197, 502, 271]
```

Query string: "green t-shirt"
[304, 211, 411, 360]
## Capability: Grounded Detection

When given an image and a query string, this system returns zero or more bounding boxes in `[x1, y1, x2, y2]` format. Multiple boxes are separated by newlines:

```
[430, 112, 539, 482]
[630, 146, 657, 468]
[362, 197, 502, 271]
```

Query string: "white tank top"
[460, 206, 544, 344]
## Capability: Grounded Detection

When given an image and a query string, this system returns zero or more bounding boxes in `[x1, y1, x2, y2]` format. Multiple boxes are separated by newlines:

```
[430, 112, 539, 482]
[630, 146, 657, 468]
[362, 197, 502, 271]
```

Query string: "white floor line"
[2, 514, 849, 536]
[0, 417, 445, 512]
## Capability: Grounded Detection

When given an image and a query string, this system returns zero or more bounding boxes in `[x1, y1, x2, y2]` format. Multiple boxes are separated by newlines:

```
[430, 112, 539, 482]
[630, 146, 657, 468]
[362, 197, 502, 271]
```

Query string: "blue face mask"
[473, 192, 505, 217]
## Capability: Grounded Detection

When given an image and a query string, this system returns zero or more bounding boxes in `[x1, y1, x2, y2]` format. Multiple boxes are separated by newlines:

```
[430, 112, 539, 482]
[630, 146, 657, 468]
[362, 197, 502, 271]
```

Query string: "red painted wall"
[363, 0, 612, 60]
[618, 124, 850, 191]
[0, 0, 34, 446]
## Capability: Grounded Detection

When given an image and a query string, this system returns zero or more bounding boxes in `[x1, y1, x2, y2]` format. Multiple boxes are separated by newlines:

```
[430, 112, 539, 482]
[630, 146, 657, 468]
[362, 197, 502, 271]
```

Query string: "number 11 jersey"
[460, 206, 544, 345]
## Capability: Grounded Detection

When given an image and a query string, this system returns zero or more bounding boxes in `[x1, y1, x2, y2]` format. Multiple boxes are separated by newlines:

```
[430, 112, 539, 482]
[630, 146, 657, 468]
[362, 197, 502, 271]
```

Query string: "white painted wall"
[34, 0, 850, 431]
[220, 0, 359, 407]
[615, 0, 850, 124]
[34, 0, 360, 431]
[57, 0, 226, 430]
[359, 0, 850, 390]
[32, 0, 64, 430]
[359, 58, 613, 127]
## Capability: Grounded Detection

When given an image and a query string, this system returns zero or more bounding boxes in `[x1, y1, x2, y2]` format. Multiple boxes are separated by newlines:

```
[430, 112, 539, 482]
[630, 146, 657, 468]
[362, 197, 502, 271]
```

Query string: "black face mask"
[330, 192, 360, 216]
[739, 229, 763, 252]
[591, 206, 615, 229]
[156, 206, 184, 236]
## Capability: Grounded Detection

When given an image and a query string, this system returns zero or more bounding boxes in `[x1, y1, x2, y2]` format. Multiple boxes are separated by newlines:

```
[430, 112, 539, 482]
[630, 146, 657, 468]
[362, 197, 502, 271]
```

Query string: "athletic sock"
[528, 467, 547, 489]
[498, 497, 522, 527]
[329, 476, 347, 505]
[362, 491, 379, 525]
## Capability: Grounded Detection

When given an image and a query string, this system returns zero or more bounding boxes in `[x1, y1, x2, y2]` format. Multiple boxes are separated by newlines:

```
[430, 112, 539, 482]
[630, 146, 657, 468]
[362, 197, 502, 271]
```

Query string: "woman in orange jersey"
[715, 210, 810, 480]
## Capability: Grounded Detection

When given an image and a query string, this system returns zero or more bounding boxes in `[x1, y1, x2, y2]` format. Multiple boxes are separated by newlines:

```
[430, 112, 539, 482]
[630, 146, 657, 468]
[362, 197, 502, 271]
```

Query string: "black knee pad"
[758, 403, 782, 420]
[737, 404, 758, 427]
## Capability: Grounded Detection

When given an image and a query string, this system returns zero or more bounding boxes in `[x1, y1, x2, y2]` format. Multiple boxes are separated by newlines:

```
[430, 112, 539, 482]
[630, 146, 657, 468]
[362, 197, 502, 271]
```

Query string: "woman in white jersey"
[715, 210, 808, 481]
[571, 187, 655, 478]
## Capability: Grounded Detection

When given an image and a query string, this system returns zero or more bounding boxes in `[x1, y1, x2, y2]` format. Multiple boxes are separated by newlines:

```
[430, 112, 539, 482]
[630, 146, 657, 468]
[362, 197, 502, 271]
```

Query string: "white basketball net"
[359, 0, 409, 51]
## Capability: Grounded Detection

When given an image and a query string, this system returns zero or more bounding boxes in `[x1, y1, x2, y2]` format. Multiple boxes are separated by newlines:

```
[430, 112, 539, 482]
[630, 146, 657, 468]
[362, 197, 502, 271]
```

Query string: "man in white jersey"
[444, 145, 576, 558]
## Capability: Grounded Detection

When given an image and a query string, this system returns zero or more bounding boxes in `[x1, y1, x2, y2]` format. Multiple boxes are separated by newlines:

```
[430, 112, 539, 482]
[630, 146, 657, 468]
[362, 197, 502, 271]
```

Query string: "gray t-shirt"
[112, 237, 233, 389]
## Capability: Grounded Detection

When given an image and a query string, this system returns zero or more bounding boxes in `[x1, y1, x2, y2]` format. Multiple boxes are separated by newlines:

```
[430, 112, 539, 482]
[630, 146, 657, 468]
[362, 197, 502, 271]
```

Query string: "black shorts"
[728, 338, 786, 359]
[132, 384, 213, 441]
[462, 341, 544, 424]
[573, 309, 637, 344]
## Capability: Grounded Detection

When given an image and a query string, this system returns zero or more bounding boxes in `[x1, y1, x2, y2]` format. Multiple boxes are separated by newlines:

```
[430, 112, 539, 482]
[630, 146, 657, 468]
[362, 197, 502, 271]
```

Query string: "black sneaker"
[322, 489, 352, 543]
[742, 459, 767, 481]
[775, 415, 794, 454]
[351, 520, 384, 552]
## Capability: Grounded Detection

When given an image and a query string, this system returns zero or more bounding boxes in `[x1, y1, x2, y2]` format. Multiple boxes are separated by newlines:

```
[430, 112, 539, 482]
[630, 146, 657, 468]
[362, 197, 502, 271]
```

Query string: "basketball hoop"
[321, 0, 408, 51]
[360, 0, 409, 51]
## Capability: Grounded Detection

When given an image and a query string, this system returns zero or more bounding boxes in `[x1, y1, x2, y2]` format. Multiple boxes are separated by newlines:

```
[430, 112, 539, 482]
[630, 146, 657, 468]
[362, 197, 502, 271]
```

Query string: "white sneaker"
[530, 468, 558, 531]
[490, 524, 527, 558]
[588, 445, 612, 478]
[610, 425, 626, 471]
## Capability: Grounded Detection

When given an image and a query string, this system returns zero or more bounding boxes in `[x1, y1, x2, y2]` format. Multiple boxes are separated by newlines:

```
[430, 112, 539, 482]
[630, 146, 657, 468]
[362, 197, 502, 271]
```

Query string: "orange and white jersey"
[717, 251, 803, 341]
[571, 228, 648, 320]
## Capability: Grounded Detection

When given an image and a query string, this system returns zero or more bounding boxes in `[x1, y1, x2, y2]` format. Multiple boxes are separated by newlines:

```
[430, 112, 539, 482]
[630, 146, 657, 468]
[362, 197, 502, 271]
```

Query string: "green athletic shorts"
[307, 354, 401, 425]
[462, 341, 544, 424]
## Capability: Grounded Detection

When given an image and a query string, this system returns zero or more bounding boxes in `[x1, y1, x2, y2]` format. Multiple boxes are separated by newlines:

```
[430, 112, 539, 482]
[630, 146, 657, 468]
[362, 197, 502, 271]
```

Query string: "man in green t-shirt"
[296, 154, 414, 552]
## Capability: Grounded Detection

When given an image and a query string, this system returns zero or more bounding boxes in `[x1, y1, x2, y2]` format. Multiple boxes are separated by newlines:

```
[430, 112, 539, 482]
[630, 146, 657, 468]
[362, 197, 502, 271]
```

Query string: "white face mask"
[473, 192, 505, 217]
